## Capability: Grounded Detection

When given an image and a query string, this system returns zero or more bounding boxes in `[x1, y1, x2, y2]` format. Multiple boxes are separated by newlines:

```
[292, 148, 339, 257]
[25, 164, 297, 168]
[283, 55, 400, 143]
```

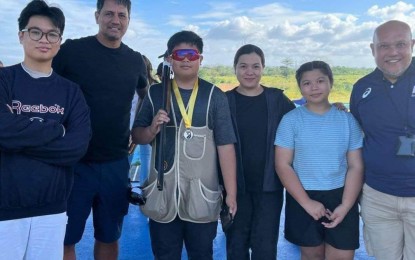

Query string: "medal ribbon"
[172, 79, 199, 129]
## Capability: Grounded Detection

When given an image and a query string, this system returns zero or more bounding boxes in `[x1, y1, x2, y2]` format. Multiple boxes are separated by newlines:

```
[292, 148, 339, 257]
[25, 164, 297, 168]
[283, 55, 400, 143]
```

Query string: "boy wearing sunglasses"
[0, 1, 91, 259]
[132, 30, 237, 259]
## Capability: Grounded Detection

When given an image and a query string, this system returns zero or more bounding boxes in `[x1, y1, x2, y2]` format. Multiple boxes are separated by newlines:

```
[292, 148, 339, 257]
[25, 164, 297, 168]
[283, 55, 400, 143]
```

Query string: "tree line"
[199, 65, 374, 103]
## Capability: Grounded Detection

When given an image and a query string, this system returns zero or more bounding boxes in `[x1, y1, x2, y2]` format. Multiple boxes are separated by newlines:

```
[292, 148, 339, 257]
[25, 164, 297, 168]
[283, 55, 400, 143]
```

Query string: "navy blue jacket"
[0, 64, 91, 220]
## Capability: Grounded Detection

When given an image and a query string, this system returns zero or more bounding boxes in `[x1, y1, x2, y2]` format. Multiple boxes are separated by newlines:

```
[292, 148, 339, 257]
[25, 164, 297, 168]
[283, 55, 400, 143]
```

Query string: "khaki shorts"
[360, 184, 415, 260]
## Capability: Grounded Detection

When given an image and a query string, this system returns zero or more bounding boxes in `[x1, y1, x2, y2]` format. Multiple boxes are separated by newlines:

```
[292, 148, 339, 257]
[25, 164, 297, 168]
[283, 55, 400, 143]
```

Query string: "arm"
[133, 86, 148, 119]
[130, 88, 150, 147]
[21, 89, 91, 166]
[0, 110, 64, 150]
[135, 53, 148, 109]
[132, 109, 169, 145]
[322, 148, 363, 228]
[0, 73, 64, 150]
[332, 102, 348, 112]
[217, 144, 237, 217]
[275, 146, 327, 220]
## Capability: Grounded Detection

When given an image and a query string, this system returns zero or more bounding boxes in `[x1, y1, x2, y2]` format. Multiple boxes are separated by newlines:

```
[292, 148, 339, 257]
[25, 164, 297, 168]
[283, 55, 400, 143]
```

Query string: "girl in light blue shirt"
[275, 61, 363, 260]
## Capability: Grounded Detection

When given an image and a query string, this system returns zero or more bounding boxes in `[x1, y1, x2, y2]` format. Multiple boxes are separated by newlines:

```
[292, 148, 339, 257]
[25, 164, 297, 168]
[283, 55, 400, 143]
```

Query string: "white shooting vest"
[140, 84, 222, 223]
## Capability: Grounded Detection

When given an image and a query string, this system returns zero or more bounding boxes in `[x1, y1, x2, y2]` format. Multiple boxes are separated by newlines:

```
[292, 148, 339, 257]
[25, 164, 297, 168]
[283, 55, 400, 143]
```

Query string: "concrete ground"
[76, 203, 376, 260]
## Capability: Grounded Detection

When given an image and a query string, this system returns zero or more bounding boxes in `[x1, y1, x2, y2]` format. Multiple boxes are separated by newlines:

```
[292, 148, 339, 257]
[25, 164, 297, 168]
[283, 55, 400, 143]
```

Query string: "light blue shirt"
[275, 105, 363, 190]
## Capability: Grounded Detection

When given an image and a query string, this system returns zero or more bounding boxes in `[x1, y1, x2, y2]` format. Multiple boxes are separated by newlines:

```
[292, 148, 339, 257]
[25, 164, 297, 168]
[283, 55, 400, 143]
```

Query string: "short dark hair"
[167, 31, 203, 55]
[97, 0, 131, 15]
[295, 61, 334, 87]
[233, 44, 265, 68]
[18, 0, 65, 34]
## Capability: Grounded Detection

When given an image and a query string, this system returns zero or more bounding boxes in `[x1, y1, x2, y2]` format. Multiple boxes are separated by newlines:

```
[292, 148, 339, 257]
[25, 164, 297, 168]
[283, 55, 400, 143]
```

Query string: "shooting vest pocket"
[179, 178, 222, 222]
[140, 170, 177, 223]
[183, 133, 206, 159]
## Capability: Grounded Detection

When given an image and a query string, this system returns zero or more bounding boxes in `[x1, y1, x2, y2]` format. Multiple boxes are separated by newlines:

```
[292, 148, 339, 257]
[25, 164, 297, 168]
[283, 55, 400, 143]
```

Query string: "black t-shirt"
[53, 36, 147, 161]
[235, 90, 268, 191]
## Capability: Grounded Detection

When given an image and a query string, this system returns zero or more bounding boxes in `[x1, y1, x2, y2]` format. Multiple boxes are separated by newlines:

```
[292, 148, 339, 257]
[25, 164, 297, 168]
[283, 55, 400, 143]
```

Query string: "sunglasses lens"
[172, 49, 200, 61]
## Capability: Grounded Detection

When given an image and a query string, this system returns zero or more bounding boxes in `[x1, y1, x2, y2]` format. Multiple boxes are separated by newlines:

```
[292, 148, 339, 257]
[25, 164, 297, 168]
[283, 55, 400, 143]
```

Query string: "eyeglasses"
[21, 28, 61, 44]
[171, 49, 201, 61]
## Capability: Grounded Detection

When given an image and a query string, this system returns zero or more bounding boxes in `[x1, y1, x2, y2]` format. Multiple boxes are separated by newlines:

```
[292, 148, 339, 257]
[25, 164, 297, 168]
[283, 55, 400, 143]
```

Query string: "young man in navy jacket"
[0, 1, 91, 259]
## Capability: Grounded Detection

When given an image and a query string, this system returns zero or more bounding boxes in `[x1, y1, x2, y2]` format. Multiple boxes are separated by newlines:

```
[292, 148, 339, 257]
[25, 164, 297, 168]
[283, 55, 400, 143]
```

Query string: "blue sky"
[0, 0, 414, 68]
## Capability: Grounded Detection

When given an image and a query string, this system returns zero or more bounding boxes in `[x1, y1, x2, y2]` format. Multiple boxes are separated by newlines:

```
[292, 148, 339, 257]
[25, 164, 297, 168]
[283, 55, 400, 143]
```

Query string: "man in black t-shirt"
[52, 1, 147, 259]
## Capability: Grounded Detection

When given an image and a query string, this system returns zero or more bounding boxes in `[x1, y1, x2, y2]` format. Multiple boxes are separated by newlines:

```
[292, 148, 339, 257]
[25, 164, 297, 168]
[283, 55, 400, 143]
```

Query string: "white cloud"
[1, 1, 414, 68]
[183, 24, 202, 35]
[367, 1, 415, 27]
[206, 16, 264, 41]
[167, 15, 187, 27]
[250, 3, 331, 25]
[194, 2, 241, 20]
[368, 1, 414, 19]
[0, 0, 167, 67]
[198, 1, 415, 68]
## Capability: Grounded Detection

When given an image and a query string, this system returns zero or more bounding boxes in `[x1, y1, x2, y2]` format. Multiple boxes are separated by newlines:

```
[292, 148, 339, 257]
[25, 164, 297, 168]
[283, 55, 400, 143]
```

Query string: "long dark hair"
[142, 55, 159, 85]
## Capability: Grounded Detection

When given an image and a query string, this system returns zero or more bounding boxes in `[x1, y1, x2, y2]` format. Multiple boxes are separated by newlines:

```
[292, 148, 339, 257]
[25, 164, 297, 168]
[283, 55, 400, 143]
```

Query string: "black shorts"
[284, 187, 359, 250]
[64, 158, 130, 245]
